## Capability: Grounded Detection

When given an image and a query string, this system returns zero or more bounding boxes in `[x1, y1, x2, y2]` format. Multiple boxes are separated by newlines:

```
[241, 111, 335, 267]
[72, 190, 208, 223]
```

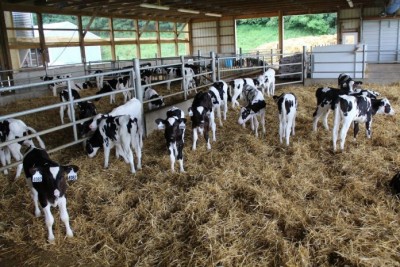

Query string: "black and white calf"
[312, 85, 381, 132]
[23, 145, 78, 242]
[229, 78, 256, 108]
[86, 115, 141, 173]
[117, 76, 132, 103]
[208, 81, 228, 126]
[40, 74, 72, 97]
[0, 119, 45, 178]
[338, 73, 362, 91]
[95, 79, 119, 104]
[144, 87, 165, 110]
[87, 98, 143, 149]
[188, 91, 216, 150]
[155, 107, 187, 172]
[165, 67, 182, 90]
[332, 95, 395, 151]
[73, 81, 95, 91]
[257, 68, 276, 97]
[238, 85, 266, 138]
[182, 67, 197, 95]
[273, 93, 298, 146]
[59, 88, 81, 124]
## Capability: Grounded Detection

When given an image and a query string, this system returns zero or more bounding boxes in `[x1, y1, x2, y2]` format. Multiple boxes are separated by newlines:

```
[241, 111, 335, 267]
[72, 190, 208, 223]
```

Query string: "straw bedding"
[0, 82, 399, 266]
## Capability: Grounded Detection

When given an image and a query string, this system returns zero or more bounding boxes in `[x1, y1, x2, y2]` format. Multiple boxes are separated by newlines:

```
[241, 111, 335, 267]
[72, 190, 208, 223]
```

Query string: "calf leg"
[0, 148, 9, 175]
[58, 196, 73, 238]
[253, 116, 259, 137]
[9, 143, 23, 179]
[322, 109, 331, 130]
[286, 118, 294, 146]
[210, 111, 216, 142]
[60, 105, 65, 124]
[42, 205, 55, 242]
[279, 118, 284, 144]
[192, 128, 198, 150]
[216, 106, 223, 127]
[103, 145, 111, 169]
[169, 143, 176, 173]
[29, 186, 41, 217]
[177, 141, 184, 173]
[339, 119, 353, 151]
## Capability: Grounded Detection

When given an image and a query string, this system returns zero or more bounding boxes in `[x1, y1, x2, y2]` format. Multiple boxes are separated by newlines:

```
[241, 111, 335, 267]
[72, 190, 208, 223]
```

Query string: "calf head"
[77, 101, 97, 120]
[188, 106, 210, 129]
[85, 129, 103, 158]
[238, 100, 266, 125]
[155, 117, 187, 142]
[372, 98, 395, 115]
[28, 164, 79, 203]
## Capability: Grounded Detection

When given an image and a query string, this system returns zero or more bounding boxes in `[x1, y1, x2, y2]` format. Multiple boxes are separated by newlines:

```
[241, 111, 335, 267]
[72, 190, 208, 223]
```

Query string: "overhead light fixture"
[205, 12, 222, 17]
[140, 3, 170, 10]
[178, 8, 200, 14]
[346, 0, 354, 8]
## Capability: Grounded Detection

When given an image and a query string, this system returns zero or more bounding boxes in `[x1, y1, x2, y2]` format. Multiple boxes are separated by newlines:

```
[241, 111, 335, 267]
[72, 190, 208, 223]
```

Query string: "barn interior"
[1, 0, 400, 266]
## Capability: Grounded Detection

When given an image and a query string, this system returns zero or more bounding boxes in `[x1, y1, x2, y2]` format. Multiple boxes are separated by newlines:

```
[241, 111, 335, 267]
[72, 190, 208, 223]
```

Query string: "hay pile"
[0, 82, 400, 266]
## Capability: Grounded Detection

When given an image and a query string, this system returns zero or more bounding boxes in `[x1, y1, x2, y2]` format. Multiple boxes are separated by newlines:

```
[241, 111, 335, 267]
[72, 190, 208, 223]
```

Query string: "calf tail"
[25, 126, 46, 149]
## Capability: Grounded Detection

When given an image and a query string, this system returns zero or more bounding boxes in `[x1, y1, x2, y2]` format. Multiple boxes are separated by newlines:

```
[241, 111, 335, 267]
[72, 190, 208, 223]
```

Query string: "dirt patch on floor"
[254, 34, 338, 53]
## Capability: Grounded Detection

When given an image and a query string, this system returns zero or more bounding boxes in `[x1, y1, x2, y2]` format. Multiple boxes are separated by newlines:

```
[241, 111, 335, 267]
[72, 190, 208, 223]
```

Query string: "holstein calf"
[118, 75, 132, 103]
[73, 81, 94, 91]
[59, 88, 81, 124]
[0, 119, 45, 178]
[332, 95, 395, 151]
[238, 85, 266, 138]
[229, 78, 256, 108]
[338, 73, 363, 91]
[208, 80, 228, 126]
[86, 115, 141, 173]
[273, 93, 298, 146]
[23, 145, 78, 242]
[188, 91, 216, 150]
[40, 74, 72, 97]
[182, 67, 197, 95]
[155, 107, 187, 172]
[95, 79, 119, 104]
[87, 98, 143, 148]
[165, 67, 182, 90]
[144, 87, 165, 110]
[257, 68, 276, 97]
[313, 85, 380, 132]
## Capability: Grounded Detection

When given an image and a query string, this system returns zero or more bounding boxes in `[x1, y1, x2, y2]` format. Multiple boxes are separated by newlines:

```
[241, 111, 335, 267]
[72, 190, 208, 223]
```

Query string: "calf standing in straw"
[273, 93, 298, 146]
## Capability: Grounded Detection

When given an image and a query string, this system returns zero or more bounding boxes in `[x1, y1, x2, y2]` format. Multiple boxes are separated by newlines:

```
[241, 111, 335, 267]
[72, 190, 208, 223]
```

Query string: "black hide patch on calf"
[390, 172, 400, 195]
[0, 120, 10, 142]
[248, 100, 266, 113]
[149, 94, 164, 107]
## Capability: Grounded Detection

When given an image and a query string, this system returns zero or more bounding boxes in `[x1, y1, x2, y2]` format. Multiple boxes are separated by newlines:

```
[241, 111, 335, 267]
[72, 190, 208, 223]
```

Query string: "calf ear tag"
[67, 169, 78, 181]
[179, 122, 186, 129]
[32, 171, 43, 183]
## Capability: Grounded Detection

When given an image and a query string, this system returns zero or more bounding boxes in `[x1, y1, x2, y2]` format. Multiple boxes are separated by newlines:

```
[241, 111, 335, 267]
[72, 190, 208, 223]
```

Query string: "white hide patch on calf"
[50, 166, 60, 180]
[196, 106, 204, 115]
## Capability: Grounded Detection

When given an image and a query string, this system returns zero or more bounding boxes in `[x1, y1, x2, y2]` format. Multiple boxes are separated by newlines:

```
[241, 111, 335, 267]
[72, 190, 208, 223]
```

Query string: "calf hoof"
[35, 210, 41, 217]
[66, 230, 73, 238]
[48, 236, 55, 244]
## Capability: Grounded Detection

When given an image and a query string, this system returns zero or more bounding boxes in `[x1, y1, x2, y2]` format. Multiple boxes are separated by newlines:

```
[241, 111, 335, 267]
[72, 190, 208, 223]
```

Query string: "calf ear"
[155, 119, 165, 130]
[63, 165, 79, 181]
[29, 167, 43, 183]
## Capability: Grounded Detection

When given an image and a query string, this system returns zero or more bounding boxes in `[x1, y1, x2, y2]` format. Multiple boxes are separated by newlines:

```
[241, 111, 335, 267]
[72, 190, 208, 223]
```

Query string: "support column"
[0, 2, 13, 81]
[278, 10, 284, 58]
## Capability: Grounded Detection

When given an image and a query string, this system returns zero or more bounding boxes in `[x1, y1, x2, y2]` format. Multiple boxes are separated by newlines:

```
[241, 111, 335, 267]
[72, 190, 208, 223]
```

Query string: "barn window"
[5, 12, 42, 68]
[116, 44, 137, 60]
